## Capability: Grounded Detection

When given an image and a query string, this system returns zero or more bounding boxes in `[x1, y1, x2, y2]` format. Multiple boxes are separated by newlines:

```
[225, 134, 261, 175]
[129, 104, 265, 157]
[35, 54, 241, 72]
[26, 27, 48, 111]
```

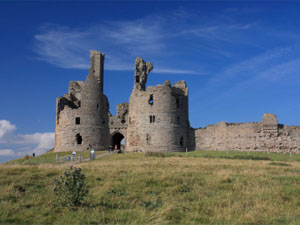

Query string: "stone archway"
[111, 132, 125, 150]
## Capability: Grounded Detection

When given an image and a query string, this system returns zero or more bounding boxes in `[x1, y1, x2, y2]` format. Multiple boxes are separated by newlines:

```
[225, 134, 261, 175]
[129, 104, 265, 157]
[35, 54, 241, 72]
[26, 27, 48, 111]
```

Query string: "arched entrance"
[111, 132, 125, 150]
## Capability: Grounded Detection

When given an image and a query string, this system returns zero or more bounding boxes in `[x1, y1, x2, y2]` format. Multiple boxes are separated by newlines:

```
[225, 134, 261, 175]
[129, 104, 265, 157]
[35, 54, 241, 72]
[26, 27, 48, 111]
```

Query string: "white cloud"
[210, 45, 300, 84]
[259, 58, 300, 81]
[0, 120, 54, 158]
[33, 12, 224, 75]
[0, 120, 16, 138]
[0, 149, 15, 156]
[22, 132, 55, 155]
[33, 18, 166, 72]
[153, 68, 202, 75]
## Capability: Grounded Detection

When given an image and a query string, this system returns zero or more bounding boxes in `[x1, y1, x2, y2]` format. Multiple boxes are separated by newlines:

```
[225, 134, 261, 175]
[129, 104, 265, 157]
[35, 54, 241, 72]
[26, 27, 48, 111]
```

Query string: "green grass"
[170, 150, 300, 162]
[1, 152, 300, 224]
[7, 149, 300, 166]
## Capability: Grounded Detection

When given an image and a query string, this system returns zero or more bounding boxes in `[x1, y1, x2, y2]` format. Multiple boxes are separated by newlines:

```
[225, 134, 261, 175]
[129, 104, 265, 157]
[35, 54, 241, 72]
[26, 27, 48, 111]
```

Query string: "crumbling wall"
[54, 102, 82, 152]
[194, 114, 300, 153]
[109, 102, 128, 140]
[54, 50, 109, 152]
[127, 57, 190, 153]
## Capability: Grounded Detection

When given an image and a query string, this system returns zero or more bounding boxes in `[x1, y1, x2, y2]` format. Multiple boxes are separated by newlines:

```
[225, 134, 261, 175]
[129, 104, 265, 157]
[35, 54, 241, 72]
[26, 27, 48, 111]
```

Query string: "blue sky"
[1, 1, 300, 163]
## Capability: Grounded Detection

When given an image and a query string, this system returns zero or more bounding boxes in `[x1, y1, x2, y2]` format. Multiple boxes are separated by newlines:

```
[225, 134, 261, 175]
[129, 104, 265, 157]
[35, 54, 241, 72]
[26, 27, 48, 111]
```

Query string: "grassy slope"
[1, 152, 300, 225]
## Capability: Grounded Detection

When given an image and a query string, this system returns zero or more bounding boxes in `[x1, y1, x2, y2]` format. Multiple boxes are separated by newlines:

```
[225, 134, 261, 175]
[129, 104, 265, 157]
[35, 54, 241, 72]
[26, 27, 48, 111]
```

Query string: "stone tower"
[126, 57, 190, 152]
[54, 50, 109, 152]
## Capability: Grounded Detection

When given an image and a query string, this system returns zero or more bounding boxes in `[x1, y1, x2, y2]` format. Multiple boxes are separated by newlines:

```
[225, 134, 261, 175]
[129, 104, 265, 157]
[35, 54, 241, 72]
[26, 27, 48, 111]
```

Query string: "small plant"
[53, 166, 88, 207]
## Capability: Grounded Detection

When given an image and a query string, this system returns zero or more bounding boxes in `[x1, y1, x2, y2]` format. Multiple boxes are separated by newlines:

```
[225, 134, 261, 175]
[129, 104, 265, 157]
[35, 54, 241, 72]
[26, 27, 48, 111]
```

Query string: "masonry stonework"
[54, 50, 300, 154]
[55, 50, 109, 152]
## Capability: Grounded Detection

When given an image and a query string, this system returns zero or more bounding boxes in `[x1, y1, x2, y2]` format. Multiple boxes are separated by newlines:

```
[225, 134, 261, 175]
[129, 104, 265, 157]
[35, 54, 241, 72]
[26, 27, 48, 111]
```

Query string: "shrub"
[53, 166, 88, 207]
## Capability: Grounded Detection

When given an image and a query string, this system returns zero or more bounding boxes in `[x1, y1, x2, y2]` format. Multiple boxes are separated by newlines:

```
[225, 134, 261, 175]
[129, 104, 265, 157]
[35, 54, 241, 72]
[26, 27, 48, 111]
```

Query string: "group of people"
[108, 145, 119, 153]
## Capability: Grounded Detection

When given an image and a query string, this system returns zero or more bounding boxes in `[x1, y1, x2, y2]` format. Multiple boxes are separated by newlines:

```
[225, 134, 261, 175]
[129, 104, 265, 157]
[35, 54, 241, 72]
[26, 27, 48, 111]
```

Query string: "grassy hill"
[1, 151, 300, 224]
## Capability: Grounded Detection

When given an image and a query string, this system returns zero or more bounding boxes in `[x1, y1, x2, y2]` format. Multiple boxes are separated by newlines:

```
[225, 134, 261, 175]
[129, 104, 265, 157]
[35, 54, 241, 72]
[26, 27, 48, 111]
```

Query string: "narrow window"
[180, 137, 184, 146]
[149, 115, 155, 123]
[97, 104, 99, 111]
[146, 133, 149, 144]
[177, 116, 180, 125]
[75, 117, 80, 125]
[76, 134, 82, 145]
[102, 120, 105, 124]
[136, 76, 140, 83]
[176, 99, 180, 108]
[148, 94, 154, 105]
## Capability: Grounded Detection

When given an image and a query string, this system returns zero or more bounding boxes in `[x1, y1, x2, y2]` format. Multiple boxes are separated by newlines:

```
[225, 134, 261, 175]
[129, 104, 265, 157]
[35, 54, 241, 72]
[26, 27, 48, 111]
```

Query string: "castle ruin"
[55, 50, 300, 153]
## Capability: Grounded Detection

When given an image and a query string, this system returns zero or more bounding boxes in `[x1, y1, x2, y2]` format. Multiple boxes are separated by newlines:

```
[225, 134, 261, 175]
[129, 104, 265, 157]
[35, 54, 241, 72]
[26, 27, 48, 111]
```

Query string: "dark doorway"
[111, 132, 125, 150]
[76, 133, 82, 145]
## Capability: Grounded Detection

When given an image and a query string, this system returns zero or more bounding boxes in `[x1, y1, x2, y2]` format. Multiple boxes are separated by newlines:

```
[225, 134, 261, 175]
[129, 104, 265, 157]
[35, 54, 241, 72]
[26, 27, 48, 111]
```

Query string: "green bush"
[53, 166, 88, 207]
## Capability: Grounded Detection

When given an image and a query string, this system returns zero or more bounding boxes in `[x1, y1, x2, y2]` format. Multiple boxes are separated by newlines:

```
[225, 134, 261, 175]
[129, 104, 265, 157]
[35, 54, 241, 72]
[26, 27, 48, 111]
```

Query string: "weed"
[53, 166, 89, 207]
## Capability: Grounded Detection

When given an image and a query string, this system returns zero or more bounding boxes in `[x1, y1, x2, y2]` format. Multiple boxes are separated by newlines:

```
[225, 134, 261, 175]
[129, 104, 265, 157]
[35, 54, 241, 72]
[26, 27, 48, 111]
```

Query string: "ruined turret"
[134, 57, 153, 91]
[261, 113, 278, 136]
[127, 57, 190, 152]
[54, 50, 109, 152]
[89, 50, 105, 93]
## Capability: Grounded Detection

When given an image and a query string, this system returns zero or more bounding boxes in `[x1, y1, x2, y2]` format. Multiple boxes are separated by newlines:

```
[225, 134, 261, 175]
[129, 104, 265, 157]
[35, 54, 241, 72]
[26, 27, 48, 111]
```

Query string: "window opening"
[75, 117, 80, 125]
[76, 134, 82, 145]
[97, 104, 99, 111]
[102, 120, 105, 124]
[148, 94, 154, 105]
[136, 76, 140, 83]
[150, 115, 155, 123]
[180, 137, 184, 146]
[177, 116, 180, 125]
[176, 99, 179, 108]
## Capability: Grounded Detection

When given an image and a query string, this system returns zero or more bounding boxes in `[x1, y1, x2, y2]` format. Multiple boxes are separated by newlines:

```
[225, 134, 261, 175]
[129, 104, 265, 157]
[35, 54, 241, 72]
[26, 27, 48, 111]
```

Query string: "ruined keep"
[55, 50, 109, 152]
[55, 50, 300, 154]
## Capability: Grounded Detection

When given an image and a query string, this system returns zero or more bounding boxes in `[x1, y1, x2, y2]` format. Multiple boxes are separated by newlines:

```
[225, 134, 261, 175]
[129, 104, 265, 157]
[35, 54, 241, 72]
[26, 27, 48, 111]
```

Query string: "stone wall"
[54, 50, 109, 152]
[126, 57, 190, 152]
[109, 102, 128, 148]
[194, 114, 300, 153]
[54, 98, 82, 152]
[55, 49, 300, 154]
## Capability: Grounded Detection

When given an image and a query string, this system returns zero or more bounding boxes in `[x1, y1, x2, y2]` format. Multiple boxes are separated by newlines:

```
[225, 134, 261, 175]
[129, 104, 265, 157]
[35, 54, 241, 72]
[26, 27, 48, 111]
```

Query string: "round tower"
[80, 73, 109, 151]
[127, 57, 189, 152]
